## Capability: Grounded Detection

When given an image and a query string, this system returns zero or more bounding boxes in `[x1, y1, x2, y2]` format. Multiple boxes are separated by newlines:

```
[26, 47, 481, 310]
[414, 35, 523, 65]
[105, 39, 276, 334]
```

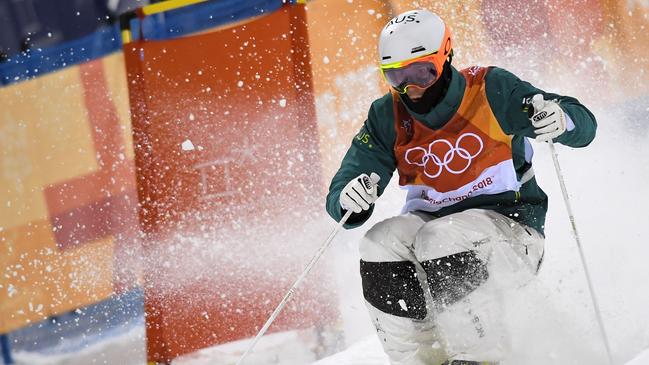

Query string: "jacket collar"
[400, 65, 465, 129]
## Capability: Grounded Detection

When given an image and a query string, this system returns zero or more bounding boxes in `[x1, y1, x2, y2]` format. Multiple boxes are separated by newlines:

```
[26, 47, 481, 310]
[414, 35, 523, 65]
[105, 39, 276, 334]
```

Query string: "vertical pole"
[548, 142, 614, 365]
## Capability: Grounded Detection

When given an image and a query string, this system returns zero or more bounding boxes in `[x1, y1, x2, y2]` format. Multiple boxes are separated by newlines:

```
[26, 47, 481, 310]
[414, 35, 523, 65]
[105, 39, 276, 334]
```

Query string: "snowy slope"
[174, 330, 319, 365]
[625, 349, 649, 365]
[311, 336, 389, 365]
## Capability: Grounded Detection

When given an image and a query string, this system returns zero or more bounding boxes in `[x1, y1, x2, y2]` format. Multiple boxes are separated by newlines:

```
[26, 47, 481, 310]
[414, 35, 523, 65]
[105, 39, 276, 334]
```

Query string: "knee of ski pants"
[359, 214, 429, 320]
[413, 209, 502, 262]
[414, 208, 545, 273]
[413, 210, 499, 307]
[359, 213, 427, 262]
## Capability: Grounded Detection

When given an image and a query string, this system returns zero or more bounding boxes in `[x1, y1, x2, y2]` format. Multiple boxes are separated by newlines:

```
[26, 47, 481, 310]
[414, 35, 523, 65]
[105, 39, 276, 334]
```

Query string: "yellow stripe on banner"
[296, 0, 307, 4]
[121, 30, 132, 44]
[141, 0, 207, 16]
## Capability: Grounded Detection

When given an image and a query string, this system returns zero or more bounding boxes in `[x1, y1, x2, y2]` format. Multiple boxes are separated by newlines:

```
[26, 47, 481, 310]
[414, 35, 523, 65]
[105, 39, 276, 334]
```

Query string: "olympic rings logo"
[404, 133, 484, 179]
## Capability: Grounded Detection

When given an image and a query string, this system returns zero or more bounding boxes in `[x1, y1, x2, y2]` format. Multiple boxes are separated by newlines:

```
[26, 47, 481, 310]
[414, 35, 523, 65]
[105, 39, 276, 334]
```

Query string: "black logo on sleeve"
[361, 176, 373, 191]
[533, 111, 548, 122]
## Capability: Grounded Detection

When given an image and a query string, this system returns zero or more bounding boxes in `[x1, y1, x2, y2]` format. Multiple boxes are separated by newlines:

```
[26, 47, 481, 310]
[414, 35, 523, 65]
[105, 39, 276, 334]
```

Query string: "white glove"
[529, 94, 571, 142]
[340, 173, 381, 213]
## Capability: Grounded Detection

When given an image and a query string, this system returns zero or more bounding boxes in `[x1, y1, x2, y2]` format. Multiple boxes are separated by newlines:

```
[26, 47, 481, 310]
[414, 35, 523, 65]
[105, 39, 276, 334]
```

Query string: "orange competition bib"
[393, 66, 521, 213]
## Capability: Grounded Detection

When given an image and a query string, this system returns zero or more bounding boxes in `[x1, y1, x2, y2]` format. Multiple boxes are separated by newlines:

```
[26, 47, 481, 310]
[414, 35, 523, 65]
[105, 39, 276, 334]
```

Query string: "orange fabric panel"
[126, 13, 320, 236]
[123, 4, 336, 362]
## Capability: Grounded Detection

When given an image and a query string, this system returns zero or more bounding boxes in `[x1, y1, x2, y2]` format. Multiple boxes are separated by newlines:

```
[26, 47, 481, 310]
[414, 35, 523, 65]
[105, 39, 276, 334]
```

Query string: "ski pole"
[235, 209, 354, 365]
[548, 141, 614, 365]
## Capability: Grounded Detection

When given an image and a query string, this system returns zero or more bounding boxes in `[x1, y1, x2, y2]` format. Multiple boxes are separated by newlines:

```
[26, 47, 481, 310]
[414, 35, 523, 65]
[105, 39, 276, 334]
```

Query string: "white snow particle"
[368, 9, 375, 15]
[279, 99, 287, 107]
[237, 80, 244, 87]
[398, 299, 408, 311]
[181, 140, 195, 151]
[7, 284, 17, 298]
[323, 56, 330, 64]
[189, 113, 195, 121]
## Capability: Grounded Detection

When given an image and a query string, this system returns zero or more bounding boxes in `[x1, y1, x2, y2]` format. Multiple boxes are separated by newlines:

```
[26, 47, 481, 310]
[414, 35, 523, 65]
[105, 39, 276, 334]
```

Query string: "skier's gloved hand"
[339, 173, 381, 214]
[529, 94, 574, 142]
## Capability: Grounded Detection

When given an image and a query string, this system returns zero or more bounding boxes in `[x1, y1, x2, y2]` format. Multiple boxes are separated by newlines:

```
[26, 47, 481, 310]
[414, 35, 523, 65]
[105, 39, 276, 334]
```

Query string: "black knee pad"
[360, 260, 427, 320]
[421, 251, 489, 308]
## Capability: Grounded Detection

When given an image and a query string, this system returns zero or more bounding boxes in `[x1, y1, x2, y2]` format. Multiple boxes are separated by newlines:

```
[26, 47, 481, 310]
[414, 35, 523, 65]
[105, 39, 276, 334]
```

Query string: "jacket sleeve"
[485, 67, 597, 147]
[326, 98, 397, 229]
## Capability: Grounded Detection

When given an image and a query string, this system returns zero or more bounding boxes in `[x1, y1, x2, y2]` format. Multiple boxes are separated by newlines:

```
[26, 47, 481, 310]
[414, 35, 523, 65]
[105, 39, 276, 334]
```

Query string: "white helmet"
[378, 10, 452, 66]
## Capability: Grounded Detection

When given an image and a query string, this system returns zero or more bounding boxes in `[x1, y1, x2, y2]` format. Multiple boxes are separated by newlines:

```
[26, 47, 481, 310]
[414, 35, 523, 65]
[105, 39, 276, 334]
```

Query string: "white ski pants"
[359, 208, 544, 365]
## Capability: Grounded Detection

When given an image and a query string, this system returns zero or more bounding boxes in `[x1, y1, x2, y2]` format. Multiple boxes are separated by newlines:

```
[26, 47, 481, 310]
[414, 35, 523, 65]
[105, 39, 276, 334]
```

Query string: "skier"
[326, 9, 596, 365]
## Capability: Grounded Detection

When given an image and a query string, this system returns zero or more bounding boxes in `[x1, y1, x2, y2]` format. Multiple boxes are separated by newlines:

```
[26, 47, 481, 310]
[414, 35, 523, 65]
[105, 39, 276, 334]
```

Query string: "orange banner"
[123, 4, 337, 362]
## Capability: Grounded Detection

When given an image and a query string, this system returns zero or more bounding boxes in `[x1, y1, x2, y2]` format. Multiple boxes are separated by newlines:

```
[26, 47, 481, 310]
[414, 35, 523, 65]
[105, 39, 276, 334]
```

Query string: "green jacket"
[326, 66, 597, 234]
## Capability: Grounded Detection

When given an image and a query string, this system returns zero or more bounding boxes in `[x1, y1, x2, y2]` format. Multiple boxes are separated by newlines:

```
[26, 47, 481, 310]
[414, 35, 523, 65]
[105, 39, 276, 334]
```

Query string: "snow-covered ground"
[626, 349, 649, 365]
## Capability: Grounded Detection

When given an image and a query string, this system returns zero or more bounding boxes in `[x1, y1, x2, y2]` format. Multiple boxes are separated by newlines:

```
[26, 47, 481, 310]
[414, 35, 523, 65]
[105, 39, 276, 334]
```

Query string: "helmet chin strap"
[401, 61, 452, 114]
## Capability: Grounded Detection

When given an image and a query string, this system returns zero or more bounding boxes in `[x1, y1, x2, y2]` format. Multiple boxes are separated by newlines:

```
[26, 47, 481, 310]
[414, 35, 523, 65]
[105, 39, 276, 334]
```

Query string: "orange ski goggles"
[380, 34, 452, 94]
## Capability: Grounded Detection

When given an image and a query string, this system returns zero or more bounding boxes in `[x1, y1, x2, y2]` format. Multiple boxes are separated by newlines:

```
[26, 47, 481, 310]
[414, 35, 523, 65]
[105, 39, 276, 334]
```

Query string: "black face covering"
[400, 61, 452, 114]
